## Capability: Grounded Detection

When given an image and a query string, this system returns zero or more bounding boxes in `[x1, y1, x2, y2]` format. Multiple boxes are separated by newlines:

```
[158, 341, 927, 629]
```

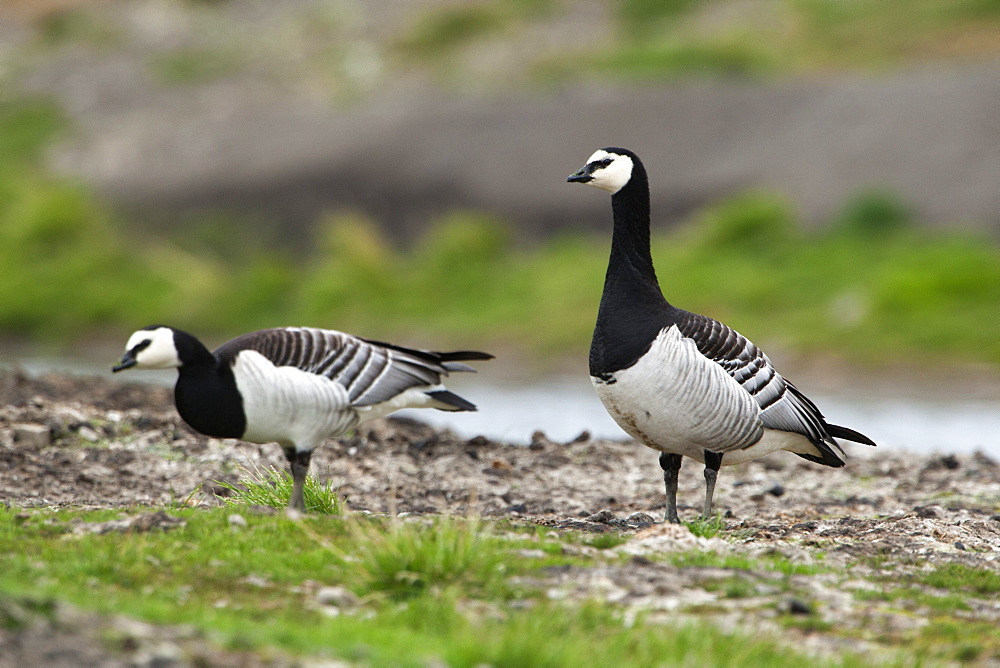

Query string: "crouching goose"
[568, 147, 875, 523]
[113, 325, 493, 511]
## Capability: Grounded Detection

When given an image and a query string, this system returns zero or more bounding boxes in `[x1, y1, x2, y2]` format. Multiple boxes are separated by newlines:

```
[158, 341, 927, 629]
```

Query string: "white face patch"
[125, 327, 182, 369]
[583, 149, 634, 194]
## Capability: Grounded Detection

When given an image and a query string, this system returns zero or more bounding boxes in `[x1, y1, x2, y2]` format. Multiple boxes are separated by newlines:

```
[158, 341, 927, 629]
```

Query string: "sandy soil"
[1, 369, 999, 665]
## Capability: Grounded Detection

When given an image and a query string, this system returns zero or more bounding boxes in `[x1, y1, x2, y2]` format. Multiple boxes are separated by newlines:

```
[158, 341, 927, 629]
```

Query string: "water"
[7, 357, 999, 456]
[399, 376, 1000, 455]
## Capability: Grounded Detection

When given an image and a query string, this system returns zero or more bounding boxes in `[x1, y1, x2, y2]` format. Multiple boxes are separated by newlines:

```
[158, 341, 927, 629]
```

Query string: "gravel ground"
[1, 368, 999, 666]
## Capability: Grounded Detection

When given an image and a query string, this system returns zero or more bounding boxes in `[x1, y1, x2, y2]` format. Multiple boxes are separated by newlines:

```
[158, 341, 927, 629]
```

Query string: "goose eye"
[589, 157, 614, 172]
[131, 339, 152, 355]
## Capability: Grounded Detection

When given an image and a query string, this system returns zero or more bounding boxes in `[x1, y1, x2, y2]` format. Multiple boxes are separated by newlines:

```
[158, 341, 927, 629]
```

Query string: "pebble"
[529, 430, 549, 450]
[586, 510, 629, 530]
[227, 514, 248, 528]
[76, 426, 101, 443]
[625, 512, 656, 528]
[12, 423, 51, 448]
[315, 585, 359, 609]
[781, 598, 813, 615]
[765, 482, 785, 497]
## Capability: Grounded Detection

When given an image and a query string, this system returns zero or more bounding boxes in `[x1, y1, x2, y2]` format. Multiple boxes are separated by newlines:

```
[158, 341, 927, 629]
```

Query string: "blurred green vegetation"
[537, 0, 1000, 81]
[19, 0, 1000, 93]
[1, 97, 997, 367]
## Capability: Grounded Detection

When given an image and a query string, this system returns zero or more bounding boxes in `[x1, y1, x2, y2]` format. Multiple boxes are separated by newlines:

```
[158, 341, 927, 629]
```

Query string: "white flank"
[354, 384, 450, 422]
[232, 351, 355, 451]
[592, 325, 819, 466]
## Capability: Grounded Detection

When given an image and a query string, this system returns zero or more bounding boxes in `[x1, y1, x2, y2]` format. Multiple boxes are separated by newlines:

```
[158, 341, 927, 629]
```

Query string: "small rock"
[625, 512, 656, 529]
[954, 542, 967, 551]
[484, 458, 513, 476]
[315, 585, 359, 609]
[991, 514, 1000, 523]
[568, 430, 591, 444]
[913, 505, 939, 518]
[940, 454, 961, 470]
[516, 549, 548, 559]
[586, 510, 628, 529]
[129, 511, 186, 533]
[972, 451, 998, 468]
[765, 482, 785, 497]
[228, 514, 248, 528]
[781, 598, 812, 615]
[505, 503, 527, 514]
[12, 423, 51, 448]
[529, 430, 549, 450]
[76, 425, 101, 443]
[396, 461, 419, 476]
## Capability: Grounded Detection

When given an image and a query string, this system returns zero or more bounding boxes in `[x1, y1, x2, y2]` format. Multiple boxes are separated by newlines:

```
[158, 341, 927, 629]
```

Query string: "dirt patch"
[2, 368, 999, 664]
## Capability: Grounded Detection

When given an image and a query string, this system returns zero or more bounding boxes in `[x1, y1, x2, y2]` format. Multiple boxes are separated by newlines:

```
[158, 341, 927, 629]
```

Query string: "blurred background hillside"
[1, 0, 998, 376]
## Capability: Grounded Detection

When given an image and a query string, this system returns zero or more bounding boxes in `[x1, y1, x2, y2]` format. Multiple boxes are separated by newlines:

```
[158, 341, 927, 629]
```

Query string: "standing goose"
[568, 147, 875, 523]
[113, 325, 492, 511]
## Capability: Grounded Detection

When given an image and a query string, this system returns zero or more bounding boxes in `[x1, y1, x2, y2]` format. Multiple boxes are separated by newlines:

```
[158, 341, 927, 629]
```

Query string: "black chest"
[174, 365, 246, 439]
[589, 270, 675, 378]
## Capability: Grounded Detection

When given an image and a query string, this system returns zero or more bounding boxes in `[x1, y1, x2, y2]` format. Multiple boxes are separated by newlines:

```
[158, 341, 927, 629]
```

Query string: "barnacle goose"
[568, 147, 875, 523]
[113, 325, 493, 511]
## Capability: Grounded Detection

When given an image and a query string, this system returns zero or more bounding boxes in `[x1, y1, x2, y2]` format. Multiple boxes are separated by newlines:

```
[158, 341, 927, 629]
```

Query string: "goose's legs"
[658, 452, 683, 523]
[283, 447, 313, 512]
[702, 450, 723, 518]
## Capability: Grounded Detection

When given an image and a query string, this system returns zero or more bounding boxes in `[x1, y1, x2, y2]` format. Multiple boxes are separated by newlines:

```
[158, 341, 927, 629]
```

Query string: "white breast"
[592, 325, 766, 461]
[232, 351, 356, 449]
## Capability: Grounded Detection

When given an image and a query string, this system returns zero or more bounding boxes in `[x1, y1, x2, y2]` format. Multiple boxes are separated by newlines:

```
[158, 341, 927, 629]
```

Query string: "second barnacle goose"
[568, 147, 875, 523]
[113, 325, 493, 512]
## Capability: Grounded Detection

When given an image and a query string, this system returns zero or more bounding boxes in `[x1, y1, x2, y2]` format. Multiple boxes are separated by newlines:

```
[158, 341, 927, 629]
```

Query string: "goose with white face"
[113, 327, 180, 371]
[567, 149, 635, 194]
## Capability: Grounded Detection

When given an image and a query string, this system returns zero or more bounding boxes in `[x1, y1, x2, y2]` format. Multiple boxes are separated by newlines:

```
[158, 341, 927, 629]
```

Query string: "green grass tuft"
[670, 549, 823, 577]
[335, 516, 511, 601]
[685, 514, 727, 538]
[917, 563, 1000, 596]
[216, 463, 342, 515]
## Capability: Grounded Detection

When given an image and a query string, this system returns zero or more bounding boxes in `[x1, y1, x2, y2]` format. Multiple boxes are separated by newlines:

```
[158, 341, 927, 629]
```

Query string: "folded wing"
[214, 327, 490, 407]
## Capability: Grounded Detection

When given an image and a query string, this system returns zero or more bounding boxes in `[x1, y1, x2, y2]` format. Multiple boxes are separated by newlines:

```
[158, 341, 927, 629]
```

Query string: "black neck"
[608, 173, 658, 284]
[171, 331, 246, 439]
[590, 166, 675, 377]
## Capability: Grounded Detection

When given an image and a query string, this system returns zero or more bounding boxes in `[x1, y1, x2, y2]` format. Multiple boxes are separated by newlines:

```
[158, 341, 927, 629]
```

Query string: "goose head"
[113, 326, 182, 372]
[567, 147, 637, 195]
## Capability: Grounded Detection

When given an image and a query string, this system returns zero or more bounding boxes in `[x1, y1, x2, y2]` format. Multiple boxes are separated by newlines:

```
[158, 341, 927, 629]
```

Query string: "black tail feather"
[361, 337, 493, 368]
[793, 450, 846, 468]
[827, 424, 877, 446]
[426, 390, 477, 412]
[435, 350, 495, 362]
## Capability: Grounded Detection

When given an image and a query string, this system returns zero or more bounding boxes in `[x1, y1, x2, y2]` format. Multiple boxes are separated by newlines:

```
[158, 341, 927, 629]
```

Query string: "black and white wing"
[674, 311, 872, 464]
[214, 327, 492, 407]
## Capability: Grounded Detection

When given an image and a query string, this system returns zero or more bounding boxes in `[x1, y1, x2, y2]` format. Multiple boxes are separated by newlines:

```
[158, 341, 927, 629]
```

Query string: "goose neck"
[608, 179, 656, 282]
[172, 330, 218, 371]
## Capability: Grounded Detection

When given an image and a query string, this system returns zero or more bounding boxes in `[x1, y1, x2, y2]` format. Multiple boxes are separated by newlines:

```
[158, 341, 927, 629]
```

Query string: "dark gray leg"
[283, 447, 313, 512]
[658, 452, 683, 523]
[702, 450, 723, 518]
